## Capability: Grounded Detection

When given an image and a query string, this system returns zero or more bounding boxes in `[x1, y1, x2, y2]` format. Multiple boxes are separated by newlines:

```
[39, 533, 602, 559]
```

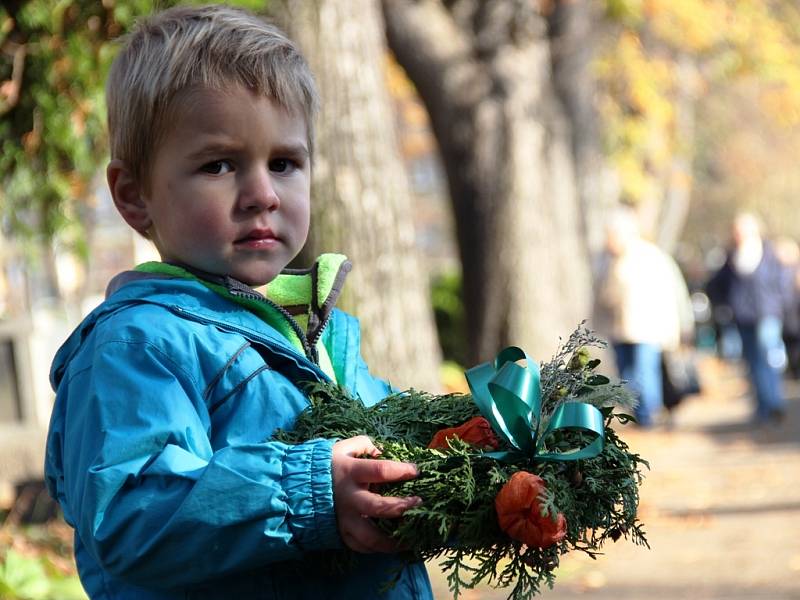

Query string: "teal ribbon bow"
[466, 346, 604, 461]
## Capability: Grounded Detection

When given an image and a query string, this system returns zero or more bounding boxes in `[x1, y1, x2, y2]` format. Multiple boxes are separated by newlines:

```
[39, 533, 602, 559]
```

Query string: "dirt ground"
[427, 354, 800, 600]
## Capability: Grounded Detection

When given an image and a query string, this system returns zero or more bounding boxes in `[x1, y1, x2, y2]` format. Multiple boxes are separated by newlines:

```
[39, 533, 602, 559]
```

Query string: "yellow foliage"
[644, 0, 729, 53]
[598, 0, 800, 204]
[615, 153, 657, 201]
[760, 86, 800, 127]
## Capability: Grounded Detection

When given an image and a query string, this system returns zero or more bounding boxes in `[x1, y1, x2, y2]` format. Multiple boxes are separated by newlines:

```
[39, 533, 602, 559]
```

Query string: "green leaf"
[0, 550, 50, 600]
[43, 577, 88, 600]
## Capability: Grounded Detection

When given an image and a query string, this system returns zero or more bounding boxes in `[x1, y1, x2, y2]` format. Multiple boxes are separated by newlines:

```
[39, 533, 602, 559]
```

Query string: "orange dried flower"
[427, 416, 501, 451]
[494, 471, 567, 548]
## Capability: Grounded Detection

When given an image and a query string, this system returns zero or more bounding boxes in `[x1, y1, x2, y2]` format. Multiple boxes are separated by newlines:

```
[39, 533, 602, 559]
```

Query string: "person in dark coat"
[707, 213, 792, 424]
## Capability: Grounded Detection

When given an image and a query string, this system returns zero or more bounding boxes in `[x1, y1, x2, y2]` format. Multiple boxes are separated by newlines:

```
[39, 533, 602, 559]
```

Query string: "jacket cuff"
[282, 439, 341, 551]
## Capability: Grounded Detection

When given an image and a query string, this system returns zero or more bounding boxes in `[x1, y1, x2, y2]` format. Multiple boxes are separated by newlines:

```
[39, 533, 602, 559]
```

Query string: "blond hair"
[106, 4, 318, 187]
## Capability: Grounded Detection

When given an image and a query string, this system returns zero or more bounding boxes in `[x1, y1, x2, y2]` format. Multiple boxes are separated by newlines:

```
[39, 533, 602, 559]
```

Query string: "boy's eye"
[200, 160, 234, 175]
[269, 158, 297, 174]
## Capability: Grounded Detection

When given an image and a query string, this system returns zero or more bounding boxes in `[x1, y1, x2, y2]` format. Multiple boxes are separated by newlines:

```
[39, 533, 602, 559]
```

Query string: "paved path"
[427, 355, 800, 600]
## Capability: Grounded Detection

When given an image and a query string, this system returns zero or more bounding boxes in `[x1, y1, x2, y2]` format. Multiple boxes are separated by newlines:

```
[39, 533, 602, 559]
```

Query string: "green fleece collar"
[267, 253, 351, 344]
[267, 253, 349, 313]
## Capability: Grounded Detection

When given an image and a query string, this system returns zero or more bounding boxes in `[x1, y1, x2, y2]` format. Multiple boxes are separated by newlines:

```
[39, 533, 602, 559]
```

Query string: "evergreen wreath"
[276, 325, 649, 599]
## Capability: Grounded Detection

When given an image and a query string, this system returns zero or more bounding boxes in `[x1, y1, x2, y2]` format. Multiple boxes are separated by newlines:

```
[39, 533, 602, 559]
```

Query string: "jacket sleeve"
[776, 254, 797, 319]
[49, 338, 340, 588]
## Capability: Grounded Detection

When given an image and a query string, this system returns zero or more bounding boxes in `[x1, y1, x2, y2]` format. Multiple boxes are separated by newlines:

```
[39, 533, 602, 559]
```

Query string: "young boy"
[44, 5, 433, 599]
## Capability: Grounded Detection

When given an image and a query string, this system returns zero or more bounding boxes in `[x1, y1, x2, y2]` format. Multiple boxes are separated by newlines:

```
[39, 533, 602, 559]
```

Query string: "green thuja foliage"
[276, 325, 649, 600]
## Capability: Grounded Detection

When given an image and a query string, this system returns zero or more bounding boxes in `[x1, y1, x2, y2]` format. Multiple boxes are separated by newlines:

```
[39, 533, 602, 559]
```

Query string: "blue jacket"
[44, 268, 432, 600]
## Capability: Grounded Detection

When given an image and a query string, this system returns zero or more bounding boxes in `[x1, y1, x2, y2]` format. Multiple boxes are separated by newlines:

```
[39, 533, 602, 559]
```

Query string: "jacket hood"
[50, 294, 139, 391]
[49, 277, 218, 391]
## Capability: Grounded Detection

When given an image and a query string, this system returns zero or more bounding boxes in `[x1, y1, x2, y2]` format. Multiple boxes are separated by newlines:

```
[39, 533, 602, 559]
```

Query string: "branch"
[0, 40, 26, 116]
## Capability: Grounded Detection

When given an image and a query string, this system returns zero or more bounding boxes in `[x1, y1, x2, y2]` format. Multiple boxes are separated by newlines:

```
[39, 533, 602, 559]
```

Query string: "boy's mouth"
[234, 228, 279, 249]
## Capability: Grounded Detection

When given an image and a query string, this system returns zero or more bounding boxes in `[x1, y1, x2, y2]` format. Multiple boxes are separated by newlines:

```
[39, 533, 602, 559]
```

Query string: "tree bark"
[383, 0, 591, 364]
[281, 0, 442, 391]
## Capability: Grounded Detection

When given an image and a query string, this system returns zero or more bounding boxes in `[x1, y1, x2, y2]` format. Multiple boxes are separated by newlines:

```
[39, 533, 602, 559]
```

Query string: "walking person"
[706, 213, 792, 425]
[593, 208, 694, 428]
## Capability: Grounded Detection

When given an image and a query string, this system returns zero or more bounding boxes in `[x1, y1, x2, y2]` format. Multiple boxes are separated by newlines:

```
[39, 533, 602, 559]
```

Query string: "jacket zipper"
[227, 287, 319, 364]
[307, 309, 333, 351]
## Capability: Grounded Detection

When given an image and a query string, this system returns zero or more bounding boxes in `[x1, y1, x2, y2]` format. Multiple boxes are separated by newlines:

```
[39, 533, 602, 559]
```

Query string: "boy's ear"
[107, 159, 151, 234]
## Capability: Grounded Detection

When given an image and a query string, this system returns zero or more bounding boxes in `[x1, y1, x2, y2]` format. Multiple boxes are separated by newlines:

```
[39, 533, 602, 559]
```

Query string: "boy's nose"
[239, 168, 280, 212]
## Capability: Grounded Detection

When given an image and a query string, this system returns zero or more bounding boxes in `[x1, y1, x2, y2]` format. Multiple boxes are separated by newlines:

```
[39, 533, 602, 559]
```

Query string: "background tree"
[278, 0, 442, 391]
[383, 0, 592, 364]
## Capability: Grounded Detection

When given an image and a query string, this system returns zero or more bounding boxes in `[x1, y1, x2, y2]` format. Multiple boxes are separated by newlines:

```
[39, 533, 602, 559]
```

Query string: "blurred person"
[705, 245, 743, 359]
[593, 207, 695, 428]
[774, 237, 800, 379]
[706, 213, 791, 424]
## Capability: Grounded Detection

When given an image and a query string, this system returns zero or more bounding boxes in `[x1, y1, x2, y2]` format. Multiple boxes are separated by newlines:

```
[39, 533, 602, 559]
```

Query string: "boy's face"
[139, 86, 311, 286]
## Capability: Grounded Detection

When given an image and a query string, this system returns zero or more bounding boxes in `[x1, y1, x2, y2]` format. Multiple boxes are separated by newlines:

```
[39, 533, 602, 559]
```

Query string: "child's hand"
[332, 435, 422, 554]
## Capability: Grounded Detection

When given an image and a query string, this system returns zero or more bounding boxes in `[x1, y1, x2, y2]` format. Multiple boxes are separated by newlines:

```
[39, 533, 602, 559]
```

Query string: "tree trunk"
[383, 0, 591, 364]
[548, 0, 619, 258]
[281, 0, 442, 391]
